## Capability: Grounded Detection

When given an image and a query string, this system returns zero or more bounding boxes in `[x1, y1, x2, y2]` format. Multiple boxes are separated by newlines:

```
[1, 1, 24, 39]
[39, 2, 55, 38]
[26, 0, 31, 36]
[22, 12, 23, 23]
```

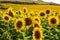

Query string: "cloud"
[42, 0, 60, 4]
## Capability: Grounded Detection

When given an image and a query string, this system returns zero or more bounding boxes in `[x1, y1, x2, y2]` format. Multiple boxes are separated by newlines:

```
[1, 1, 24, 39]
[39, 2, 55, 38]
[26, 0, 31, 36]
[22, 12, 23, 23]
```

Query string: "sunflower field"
[0, 4, 60, 40]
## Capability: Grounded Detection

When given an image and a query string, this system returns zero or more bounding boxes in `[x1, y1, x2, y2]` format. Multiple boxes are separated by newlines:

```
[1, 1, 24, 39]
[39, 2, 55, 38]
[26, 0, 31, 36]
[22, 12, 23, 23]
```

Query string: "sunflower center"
[16, 21, 22, 28]
[40, 12, 45, 16]
[55, 13, 58, 15]
[30, 14, 33, 16]
[35, 31, 40, 39]
[4, 16, 9, 20]
[46, 10, 50, 14]
[35, 19, 39, 21]
[34, 24, 39, 27]
[24, 9, 26, 13]
[9, 10, 14, 17]
[18, 11, 21, 14]
[25, 18, 32, 26]
[50, 18, 56, 24]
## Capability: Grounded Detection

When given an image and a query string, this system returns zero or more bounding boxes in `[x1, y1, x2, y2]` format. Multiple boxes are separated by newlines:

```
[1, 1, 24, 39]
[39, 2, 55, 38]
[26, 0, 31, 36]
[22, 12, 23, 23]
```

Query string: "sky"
[42, 0, 60, 4]
[0, 0, 60, 4]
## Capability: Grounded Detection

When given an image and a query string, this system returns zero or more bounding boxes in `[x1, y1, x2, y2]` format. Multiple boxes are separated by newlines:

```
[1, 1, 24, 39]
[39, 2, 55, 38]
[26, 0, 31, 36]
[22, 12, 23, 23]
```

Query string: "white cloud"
[42, 0, 60, 4]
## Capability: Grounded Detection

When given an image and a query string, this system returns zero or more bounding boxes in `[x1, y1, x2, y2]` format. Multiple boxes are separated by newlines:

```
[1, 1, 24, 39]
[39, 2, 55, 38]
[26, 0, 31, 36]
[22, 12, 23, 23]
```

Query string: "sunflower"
[48, 16, 59, 26]
[53, 10, 60, 16]
[16, 10, 23, 14]
[24, 16, 33, 29]
[39, 11, 47, 19]
[6, 7, 16, 18]
[28, 11, 35, 16]
[14, 18, 25, 32]
[45, 9, 52, 15]
[22, 7, 29, 16]
[46, 9, 50, 14]
[3, 14, 11, 22]
[23, 7, 28, 13]
[33, 21, 41, 28]
[33, 27, 43, 40]
[48, 9, 55, 16]
[16, 10, 24, 18]
[8, 10, 15, 18]
[33, 16, 41, 24]
[16, 10, 21, 15]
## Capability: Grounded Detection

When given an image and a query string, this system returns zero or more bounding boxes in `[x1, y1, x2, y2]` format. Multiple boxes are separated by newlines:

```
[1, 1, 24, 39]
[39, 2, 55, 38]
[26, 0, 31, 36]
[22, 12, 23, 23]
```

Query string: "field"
[0, 4, 60, 40]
